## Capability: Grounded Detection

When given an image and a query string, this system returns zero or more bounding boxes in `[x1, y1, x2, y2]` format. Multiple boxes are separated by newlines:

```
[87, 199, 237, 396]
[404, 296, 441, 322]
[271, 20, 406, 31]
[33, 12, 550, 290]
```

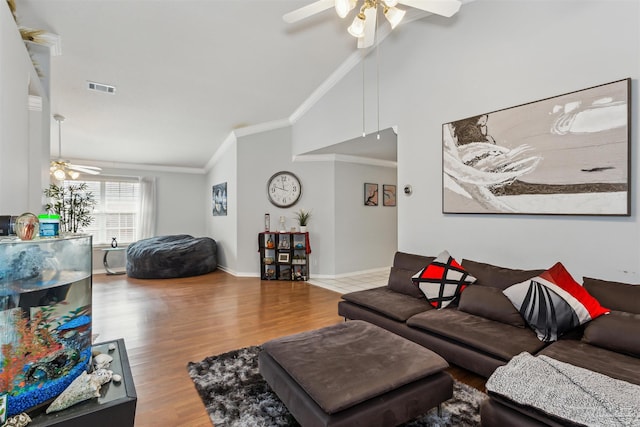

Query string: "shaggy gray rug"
[187, 346, 486, 427]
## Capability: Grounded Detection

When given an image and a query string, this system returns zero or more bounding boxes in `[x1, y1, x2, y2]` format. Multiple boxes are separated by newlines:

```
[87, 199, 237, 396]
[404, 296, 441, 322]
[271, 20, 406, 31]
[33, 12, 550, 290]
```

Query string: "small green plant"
[293, 208, 312, 226]
[43, 183, 96, 233]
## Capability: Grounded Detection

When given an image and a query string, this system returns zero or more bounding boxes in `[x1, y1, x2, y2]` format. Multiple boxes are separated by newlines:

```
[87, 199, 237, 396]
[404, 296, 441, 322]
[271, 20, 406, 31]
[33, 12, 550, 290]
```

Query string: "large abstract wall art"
[442, 78, 631, 215]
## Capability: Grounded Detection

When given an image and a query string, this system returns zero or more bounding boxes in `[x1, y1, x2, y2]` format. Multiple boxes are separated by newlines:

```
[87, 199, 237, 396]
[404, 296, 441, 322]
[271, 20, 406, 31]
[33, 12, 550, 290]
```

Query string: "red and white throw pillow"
[503, 262, 610, 342]
[412, 250, 476, 309]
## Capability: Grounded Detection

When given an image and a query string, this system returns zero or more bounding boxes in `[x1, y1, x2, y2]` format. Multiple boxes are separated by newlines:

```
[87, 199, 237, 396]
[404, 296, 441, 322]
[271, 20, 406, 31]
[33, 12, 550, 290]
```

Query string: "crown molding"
[65, 158, 206, 175]
[293, 153, 397, 168]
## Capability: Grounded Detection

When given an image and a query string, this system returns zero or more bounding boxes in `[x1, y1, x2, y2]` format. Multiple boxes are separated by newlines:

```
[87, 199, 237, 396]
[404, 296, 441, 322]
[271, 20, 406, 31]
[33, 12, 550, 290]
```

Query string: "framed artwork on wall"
[212, 182, 227, 216]
[383, 185, 397, 206]
[442, 78, 631, 215]
[364, 183, 378, 206]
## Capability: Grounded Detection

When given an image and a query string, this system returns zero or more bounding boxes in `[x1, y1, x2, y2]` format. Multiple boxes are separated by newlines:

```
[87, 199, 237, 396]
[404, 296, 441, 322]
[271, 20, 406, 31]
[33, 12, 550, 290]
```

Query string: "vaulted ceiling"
[15, 1, 451, 170]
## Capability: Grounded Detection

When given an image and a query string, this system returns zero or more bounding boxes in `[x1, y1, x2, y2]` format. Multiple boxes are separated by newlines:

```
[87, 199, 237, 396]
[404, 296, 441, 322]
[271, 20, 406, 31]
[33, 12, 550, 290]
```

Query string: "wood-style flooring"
[92, 270, 485, 427]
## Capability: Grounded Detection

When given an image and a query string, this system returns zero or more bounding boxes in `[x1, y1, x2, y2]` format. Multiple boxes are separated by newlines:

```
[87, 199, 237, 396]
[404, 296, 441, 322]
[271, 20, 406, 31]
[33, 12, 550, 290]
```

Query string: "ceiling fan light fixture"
[348, 12, 366, 38]
[50, 114, 101, 181]
[335, 0, 355, 18]
[52, 166, 66, 181]
[384, 5, 405, 29]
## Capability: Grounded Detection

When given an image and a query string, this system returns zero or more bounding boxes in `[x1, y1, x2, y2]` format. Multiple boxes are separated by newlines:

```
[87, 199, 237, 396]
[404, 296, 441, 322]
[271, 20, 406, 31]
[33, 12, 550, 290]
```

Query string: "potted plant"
[293, 208, 312, 233]
[43, 183, 96, 233]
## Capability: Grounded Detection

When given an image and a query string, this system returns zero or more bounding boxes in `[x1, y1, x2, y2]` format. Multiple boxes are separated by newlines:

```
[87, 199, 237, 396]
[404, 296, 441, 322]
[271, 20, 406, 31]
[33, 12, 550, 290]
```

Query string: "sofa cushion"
[458, 286, 525, 328]
[341, 287, 432, 322]
[539, 339, 640, 386]
[387, 253, 435, 299]
[407, 309, 546, 361]
[412, 250, 476, 309]
[582, 311, 640, 358]
[582, 277, 640, 314]
[388, 266, 426, 299]
[461, 259, 544, 290]
[504, 262, 609, 342]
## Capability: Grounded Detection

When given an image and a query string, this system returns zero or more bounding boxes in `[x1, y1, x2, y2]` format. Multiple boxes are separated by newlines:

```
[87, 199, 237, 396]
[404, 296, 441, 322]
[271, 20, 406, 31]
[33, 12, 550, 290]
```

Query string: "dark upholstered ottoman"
[259, 320, 453, 427]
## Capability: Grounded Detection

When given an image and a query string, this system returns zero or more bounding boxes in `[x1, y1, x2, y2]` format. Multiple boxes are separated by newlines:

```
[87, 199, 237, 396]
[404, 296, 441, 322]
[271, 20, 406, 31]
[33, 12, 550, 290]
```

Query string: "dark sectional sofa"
[338, 251, 640, 426]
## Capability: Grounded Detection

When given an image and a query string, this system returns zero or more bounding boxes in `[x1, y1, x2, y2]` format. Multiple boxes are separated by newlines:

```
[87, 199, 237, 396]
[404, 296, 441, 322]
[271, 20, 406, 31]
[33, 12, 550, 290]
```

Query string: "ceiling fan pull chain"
[376, 8, 380, 140]
[362, 50, 366, 137]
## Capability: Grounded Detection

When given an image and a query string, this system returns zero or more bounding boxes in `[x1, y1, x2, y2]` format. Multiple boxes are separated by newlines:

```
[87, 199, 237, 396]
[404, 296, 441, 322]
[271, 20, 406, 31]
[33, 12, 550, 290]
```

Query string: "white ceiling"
[15, 1, 443, 170]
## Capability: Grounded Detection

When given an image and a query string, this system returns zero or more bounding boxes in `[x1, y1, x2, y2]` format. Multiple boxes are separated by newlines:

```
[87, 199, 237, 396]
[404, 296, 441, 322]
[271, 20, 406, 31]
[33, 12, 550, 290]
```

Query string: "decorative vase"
[111, 237, 118, 248]
[300, 225, 308, 233]
[15, 212, 39, 240]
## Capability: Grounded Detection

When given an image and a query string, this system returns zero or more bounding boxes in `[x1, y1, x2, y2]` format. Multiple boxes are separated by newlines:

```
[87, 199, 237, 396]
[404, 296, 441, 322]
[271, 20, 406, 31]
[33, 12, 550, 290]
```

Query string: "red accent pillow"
[504, 262, 610, 341]
[412, 250, 476, 309]
[540, 263, 610, 320]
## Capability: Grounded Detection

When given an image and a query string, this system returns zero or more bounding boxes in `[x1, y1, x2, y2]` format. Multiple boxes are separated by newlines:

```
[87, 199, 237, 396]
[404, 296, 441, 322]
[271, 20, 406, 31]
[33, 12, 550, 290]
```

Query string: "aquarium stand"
[28, 338, 137, 427]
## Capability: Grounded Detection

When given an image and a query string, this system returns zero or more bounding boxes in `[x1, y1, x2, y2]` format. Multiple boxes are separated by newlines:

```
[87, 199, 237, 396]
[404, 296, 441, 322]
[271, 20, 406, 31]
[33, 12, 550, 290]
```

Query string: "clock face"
[267, 171, 302, 208]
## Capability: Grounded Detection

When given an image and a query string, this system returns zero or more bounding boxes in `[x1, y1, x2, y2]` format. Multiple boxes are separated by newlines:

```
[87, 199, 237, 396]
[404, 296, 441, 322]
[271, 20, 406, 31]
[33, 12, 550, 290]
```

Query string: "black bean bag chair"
[126, 234, 217, 279]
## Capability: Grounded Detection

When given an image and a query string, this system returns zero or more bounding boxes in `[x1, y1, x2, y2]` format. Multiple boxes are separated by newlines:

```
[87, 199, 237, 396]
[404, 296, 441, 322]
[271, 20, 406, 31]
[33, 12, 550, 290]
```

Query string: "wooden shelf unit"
[258, 232, 310, 281]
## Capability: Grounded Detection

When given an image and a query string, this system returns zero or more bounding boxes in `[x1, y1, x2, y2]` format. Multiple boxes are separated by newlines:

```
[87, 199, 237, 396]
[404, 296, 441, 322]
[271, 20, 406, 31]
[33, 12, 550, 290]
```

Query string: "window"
[65, 176, 140, 245]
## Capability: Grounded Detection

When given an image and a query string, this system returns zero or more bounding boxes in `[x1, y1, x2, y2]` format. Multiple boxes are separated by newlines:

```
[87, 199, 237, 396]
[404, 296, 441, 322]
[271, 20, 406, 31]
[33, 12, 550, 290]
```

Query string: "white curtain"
[137, 176, 156, 240]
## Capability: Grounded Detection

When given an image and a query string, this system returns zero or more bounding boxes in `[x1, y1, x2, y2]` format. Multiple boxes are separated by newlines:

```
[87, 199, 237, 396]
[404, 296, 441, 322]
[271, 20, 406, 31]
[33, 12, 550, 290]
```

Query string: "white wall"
[0, 1, 49, 215]
[334, 161, 397, 275]
[206, 137, 238, 272]
[234, 127, 336, 276]
[224, 125, 397, 278]
[293, 0, 640, 282]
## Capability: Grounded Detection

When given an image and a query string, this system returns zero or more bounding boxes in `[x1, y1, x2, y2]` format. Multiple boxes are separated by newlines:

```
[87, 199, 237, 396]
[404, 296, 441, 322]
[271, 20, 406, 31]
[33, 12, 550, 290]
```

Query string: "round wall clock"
[267, 171, 302, 208]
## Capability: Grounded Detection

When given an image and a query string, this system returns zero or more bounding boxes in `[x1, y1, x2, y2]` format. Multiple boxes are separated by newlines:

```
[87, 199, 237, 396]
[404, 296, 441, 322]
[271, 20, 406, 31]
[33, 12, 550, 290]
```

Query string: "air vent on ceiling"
[87, 81, 116, 94]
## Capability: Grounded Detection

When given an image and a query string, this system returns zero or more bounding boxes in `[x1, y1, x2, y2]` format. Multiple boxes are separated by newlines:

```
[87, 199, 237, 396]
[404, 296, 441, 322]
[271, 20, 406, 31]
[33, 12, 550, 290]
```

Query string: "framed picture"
[383, 184, 397, 206]
[278, 253, 290, 263]
[442, 78, 631, 215]
[212, 182, 228, 216]
[364, 183, 378, 206]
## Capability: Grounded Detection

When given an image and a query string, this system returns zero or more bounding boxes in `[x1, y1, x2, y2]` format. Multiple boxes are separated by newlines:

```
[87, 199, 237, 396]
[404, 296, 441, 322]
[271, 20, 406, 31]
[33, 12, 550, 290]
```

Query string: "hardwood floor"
[92, 270, 485, 427]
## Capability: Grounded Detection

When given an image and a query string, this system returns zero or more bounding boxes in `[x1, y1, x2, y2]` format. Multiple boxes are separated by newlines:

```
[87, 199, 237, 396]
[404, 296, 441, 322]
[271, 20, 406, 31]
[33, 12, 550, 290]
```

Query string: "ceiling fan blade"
[68, 164, 102, 175]
[399, 0, 461, 17]
[283, 0, 334, 23]
[357, 7, 377, 49]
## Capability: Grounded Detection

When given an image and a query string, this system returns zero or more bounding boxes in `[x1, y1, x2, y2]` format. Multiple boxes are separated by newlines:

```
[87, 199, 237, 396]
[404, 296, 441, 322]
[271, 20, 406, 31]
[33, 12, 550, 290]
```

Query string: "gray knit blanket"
[486, 352, 640, 426]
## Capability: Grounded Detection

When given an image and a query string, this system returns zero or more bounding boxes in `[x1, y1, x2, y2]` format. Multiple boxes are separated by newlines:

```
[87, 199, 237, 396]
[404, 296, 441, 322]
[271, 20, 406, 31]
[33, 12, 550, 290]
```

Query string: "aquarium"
[0, 235, 92, 420]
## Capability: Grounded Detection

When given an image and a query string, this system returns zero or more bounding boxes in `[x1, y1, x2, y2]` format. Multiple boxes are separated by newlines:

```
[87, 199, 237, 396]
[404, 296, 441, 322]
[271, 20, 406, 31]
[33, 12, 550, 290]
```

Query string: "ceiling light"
[335, 0, 355, 18]
[348, 12, 366, 38]
[283, 0, 461, 49]
[50, 114, 102, 181]
[344, 1, 405, 42]
[384, 5, 406, 29]
[52, 165, 66, 181]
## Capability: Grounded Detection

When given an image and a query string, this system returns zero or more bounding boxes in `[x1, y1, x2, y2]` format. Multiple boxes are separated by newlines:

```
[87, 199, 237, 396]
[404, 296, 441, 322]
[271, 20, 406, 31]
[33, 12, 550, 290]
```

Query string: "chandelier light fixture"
[284, 0, 461, 48]
[50, 114, 101, 181]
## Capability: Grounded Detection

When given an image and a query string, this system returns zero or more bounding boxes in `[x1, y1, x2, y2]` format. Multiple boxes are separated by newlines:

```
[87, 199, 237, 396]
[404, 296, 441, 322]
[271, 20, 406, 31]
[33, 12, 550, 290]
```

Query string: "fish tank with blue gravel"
[0, 235, 92, 420]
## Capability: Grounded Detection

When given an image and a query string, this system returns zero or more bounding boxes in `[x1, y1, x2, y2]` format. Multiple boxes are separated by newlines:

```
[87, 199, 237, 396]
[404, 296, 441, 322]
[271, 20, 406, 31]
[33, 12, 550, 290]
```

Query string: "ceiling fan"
[50, 114, 102, 180]
[283, 0, 462, 48]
